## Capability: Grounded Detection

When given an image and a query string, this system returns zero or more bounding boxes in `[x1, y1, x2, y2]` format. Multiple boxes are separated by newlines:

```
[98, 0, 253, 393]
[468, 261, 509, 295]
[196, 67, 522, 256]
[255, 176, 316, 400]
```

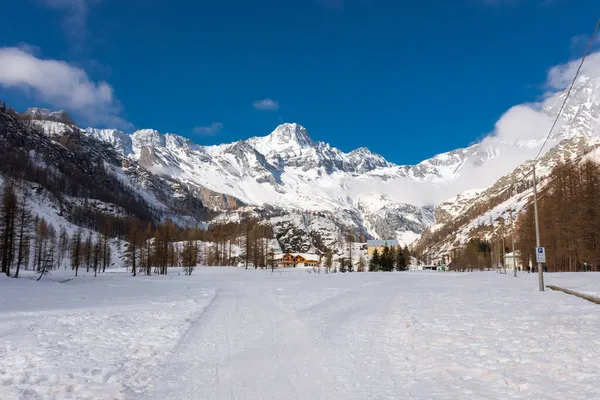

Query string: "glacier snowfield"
[1, 269, 599, 399]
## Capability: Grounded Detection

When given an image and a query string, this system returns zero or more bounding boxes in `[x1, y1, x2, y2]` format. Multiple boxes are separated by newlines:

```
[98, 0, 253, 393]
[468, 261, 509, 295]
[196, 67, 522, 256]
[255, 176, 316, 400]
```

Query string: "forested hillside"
[515, 159, 600, 271]
[418, 155, 600, 272]
[0, 102, 280, 278]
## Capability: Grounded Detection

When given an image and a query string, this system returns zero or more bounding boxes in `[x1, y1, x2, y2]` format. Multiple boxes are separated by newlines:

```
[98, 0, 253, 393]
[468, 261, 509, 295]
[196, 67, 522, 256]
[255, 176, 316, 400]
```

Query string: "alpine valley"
[2, 62, 600, 258]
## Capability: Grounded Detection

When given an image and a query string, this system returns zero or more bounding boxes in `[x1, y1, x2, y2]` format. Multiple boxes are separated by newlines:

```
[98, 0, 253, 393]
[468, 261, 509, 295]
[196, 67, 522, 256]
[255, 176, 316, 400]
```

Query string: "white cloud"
[348, 51, 600, 207]
[0, 46, 128, 128]
[193, 122, 223, 136]
[546, 51, 600, 90]
[41, 0, 101, 45]
[253, 98, 279, 111]
[484, 104, 552, 143]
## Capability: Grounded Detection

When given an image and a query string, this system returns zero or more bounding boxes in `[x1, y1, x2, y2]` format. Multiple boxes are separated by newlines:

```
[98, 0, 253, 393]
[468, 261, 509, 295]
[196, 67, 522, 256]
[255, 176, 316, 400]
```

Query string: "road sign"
[536, 247, 546, 263]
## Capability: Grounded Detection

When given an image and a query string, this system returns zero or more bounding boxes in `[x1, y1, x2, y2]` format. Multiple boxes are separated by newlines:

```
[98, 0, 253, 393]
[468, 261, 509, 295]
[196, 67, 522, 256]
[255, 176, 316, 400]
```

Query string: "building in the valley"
[366, 239, 400, 256]
[271, 253, 320, 268]
[504, 251, 523, 270]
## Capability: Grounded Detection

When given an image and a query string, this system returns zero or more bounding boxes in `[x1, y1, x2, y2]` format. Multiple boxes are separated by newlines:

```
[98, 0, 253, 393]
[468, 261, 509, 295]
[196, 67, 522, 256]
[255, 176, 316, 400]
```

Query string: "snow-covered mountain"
[414, 69, 600, 260]
[10, 66, 600, 253]
[1, 106, 217, 230]
[81, 122, 438, 244]
[416, 136, 600, 262]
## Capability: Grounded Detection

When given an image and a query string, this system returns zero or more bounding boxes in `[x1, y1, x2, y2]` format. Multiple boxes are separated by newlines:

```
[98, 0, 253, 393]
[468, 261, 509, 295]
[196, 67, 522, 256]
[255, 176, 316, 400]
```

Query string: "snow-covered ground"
[1, 269, 600, 399]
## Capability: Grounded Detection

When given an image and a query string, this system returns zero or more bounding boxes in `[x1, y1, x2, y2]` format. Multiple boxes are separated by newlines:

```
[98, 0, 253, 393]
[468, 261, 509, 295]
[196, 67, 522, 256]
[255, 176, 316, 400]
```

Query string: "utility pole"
[509, 207, 517, 278]
[489, 214, 495, 271]
[532, 165, 544, 291]
[502, 235, 506, 274]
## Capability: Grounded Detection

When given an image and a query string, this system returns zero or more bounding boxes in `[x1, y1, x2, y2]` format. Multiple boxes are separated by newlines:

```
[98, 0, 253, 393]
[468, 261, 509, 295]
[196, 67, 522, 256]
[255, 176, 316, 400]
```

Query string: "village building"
[270, 253, 320, 268]
[504, 251, 527, 270]
[366, 239, 400, 256]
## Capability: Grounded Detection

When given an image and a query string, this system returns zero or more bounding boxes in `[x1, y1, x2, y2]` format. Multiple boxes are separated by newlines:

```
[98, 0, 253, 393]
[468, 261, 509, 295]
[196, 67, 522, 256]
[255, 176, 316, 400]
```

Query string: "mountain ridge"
[11, 70, 600, 250]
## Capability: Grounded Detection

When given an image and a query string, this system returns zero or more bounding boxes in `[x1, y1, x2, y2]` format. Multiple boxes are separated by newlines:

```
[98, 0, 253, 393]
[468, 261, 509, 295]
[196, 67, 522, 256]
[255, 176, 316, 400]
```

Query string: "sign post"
[536, 247, 546, 264]
[532, 166, 545, 291]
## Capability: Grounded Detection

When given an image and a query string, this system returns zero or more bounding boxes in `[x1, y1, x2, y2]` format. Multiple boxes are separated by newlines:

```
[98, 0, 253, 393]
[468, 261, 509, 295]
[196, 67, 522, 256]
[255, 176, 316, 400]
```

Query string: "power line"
[508, 144, 600, 206]
[534, 18, 600, 162]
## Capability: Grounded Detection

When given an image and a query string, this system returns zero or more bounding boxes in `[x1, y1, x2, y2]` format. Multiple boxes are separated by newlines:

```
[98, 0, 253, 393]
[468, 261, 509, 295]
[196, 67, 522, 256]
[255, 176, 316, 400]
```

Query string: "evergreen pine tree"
[339, 257, 347, 273]
[395, 247, 407, 271]
[381, 245, 393, 271]
[369, 249, 380, 271]
[389, 246, 397, 272]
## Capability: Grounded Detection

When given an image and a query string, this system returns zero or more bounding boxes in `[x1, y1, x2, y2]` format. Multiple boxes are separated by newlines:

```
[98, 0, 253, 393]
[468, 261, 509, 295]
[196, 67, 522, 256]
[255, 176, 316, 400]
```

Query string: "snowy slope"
[2, 269, 600, 399]
[418, 136, 600, 260]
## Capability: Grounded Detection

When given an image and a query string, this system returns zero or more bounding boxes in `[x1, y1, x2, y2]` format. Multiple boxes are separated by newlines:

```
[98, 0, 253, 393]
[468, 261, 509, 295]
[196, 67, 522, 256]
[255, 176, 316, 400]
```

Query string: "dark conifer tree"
[369, 248, 381, 272]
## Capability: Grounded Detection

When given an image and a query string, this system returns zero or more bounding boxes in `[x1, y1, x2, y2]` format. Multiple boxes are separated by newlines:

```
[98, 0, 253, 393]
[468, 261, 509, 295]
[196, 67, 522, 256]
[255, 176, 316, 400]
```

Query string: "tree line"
[122, 217, 277, 275]
[516, 160, 600, 272]
[0, 171, 288, 279]
[447, 238, 493, 272]
[0, 176, 115, 279]
[432, 159, 600, 273]
[368, 245, 410, 272]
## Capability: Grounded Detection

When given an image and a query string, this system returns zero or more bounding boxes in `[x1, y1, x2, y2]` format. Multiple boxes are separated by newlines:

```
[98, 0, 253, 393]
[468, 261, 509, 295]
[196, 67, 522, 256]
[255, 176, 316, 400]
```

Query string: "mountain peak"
[347, 146, 393, 172]
[349, 146, 375, 156]
[22, 108, 76, 125]
[132, 129, 166, 148]
[246, 123, 315, 157]
[268, 123, 313, 148]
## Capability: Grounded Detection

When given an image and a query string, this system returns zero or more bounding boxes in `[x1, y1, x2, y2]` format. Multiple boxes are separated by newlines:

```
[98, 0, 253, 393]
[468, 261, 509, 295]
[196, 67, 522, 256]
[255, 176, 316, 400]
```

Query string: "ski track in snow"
[1, 269, 600, 399]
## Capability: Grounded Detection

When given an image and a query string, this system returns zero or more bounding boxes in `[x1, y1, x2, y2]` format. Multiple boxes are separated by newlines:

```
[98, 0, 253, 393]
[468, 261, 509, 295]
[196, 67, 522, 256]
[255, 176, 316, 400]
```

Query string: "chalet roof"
[275, 253, 320, 261]
[294, 253, 320, 261]
[367, 240, 399, 247]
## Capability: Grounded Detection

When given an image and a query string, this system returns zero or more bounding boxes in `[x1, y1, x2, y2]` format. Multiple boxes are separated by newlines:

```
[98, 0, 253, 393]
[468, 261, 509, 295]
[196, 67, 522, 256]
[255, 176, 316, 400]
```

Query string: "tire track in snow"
[122, 289, 220, 400]
[264, 292, 345, 400]
[298, 280, 392, 341]
[305, 282, 410, 398]
[173, 289, 220, 351]
[134, 287, 243, 400]
[136, 283, 347, 400]
[294, 280, 384, 316]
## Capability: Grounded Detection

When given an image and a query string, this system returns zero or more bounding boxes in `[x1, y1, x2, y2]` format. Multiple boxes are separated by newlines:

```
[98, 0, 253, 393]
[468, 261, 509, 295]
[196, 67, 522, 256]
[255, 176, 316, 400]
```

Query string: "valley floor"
[1, 269, 599, 400]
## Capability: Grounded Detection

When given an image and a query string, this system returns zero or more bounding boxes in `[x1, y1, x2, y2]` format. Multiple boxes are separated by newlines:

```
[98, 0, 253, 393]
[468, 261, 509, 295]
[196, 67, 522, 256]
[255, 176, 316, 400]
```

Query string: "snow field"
[1, 271, 217, 399]
[1, 269, 600, 399]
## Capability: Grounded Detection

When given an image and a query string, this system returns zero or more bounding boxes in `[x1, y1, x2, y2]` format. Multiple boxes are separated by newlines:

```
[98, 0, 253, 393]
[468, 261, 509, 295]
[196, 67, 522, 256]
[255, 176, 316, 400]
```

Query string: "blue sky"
[0, 0, 598, 164]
